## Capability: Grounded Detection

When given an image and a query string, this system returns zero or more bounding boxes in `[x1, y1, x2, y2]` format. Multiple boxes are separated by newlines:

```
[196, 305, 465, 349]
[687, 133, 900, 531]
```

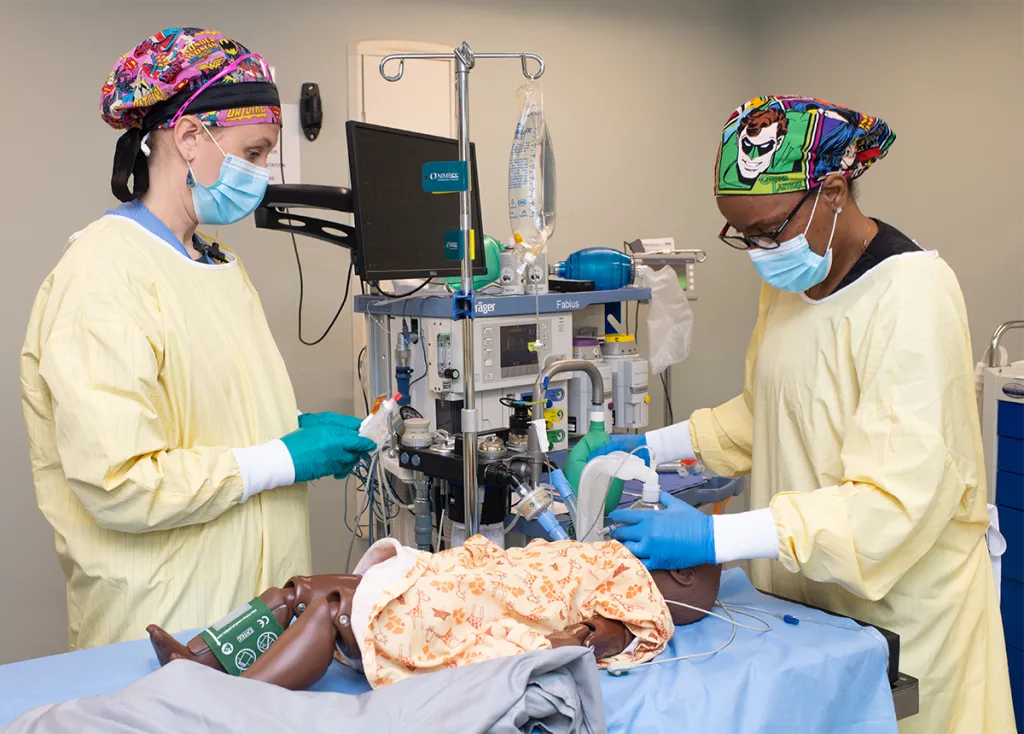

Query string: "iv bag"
[508, 80, 556, 266]
[643, 265, 694, 375]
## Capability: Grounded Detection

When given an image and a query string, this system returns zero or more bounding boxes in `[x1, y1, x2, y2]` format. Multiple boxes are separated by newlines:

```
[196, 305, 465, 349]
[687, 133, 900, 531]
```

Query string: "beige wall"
[0, 0, 753, 663]
[761, 0, 1024, 365]
[0, 0, 1020, 664]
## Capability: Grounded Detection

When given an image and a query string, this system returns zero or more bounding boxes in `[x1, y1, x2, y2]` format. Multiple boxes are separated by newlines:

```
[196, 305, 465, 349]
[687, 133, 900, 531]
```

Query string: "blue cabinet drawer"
[1003, 506, 1023, 583]
[1000, 471, 1024, 511]
[999, 436, 1024, 476]
[1008, 645, 1022, 734]
[999, 401, 1024, 440]
[1003, 578, 1023, 651]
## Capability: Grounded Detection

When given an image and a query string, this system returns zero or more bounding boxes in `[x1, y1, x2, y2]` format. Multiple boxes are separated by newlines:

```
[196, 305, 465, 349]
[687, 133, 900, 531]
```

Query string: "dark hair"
[847, 178, 859, 199]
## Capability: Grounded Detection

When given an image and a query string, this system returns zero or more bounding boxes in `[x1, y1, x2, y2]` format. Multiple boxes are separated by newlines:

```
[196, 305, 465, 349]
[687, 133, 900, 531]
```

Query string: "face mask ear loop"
[186, 123, 228, 190]
[200, 122, 228, 158]
[802, 185, 823, 238]
[824, 206, 839, 255]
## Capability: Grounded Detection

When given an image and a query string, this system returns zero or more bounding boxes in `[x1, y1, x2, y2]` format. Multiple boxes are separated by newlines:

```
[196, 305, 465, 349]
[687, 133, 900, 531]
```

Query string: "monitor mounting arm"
[254, 184, 357, 250]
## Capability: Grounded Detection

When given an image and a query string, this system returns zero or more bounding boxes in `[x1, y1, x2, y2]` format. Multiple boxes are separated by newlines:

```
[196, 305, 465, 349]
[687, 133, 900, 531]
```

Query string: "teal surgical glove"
[609, 491, 715, 570]
[587, 434, 651, 465]
[298, 411, 363, 431]
[281, 424, 377, 483]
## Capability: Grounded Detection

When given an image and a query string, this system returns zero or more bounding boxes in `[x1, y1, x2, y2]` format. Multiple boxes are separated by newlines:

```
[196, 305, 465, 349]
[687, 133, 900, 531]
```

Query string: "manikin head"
[650, 564, 722, 625]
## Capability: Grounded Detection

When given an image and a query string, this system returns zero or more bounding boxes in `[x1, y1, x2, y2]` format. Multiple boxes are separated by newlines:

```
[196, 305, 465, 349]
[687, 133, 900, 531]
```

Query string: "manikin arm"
[546, 615, 634, 659]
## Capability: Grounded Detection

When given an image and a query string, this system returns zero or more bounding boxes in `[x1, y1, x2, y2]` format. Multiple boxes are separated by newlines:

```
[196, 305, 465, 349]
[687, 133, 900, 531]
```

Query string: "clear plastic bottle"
[499, 239, 525, 295]
[628, 480, 666, 511]
[508, 81, 556, 267]
[358, 392, 401, 444]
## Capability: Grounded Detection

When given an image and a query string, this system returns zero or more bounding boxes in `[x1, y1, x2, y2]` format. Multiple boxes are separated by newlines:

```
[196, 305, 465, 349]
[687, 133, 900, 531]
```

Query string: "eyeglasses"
[718, 188, 815, 251]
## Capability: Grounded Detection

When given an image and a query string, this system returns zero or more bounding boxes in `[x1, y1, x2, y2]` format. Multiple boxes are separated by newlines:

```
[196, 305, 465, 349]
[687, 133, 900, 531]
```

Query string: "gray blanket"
[1, 647, 606, 734]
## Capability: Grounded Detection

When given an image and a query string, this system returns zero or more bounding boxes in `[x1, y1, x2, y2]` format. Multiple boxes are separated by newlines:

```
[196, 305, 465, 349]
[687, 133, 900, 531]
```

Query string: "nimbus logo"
[429, 172, 461, 181]
[1003, 382, 1024, 400]
[476, 302, 496, 314]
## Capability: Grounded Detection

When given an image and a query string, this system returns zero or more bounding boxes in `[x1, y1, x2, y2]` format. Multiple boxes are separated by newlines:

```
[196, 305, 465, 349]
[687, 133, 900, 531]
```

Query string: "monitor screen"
[346, 121, 487, 282]
[499, 323, 538, 379]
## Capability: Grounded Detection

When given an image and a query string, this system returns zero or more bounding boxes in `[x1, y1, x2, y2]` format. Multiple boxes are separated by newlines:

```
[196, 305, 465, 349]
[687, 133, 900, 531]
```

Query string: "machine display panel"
[500, 323, 538, 378]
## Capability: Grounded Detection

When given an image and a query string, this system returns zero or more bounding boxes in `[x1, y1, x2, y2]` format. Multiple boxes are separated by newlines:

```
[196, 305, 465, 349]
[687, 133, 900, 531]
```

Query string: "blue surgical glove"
[587, 434, 651, 465]
[281, 424, 377, 483]
[609, 491, 715, 570]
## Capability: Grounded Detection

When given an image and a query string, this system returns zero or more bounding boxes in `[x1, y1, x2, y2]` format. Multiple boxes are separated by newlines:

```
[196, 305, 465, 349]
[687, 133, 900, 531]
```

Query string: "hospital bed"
[0, 569, 918, 733]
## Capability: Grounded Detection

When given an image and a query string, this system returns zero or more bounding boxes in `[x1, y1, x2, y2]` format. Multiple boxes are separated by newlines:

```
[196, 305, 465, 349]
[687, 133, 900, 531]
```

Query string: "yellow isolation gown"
[689, 252, 1015, 734]
[21, 214, 311, 651]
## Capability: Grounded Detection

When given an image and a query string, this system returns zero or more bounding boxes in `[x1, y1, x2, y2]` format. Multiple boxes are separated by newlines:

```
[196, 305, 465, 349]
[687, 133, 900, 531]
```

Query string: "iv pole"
[380, 42, 545, 538]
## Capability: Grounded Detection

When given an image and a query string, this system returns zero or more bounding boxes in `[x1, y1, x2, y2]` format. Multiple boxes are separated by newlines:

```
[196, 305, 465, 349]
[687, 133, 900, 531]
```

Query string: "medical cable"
[372, 278, 433, 298]
[356, 346, 370, 415]
[606, 598, 771, 676]
[665, 599, 772, 633]
[722, 603, 892, 656]
[344, 473, 373, 572]
[377, 449, 413, 511]
[409, 318, 428, 387]
[344, 452, 377, 571]
[435, 508, 448, 550]
[278, 124, 353, 346]
[660, 372, 674, 424]
[501, 509, 521, 535]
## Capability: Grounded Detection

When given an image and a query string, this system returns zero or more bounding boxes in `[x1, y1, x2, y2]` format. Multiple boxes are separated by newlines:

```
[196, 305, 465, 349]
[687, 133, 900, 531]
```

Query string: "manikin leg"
[241, 593, 339, 690]
[147, 585, 294, 669]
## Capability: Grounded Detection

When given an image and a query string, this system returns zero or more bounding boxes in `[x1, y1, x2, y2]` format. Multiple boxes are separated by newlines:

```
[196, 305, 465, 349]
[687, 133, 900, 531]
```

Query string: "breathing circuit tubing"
[577, 443, 659, 542]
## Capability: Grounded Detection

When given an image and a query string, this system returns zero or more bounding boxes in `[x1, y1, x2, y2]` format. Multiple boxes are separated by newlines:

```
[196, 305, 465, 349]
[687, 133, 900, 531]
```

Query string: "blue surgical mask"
[748, 186, 838, 293]
[187, 125, 270, 226]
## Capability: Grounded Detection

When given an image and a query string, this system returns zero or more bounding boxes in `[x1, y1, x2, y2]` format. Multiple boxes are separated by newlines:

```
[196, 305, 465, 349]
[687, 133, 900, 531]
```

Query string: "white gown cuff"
[712, 508, 780, 564]
[646, 420, 695, 465]
[232, 439, 296, 502]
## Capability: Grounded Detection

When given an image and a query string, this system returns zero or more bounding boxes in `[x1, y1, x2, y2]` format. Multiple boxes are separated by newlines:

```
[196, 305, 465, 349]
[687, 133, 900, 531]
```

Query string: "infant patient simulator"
[148, 536, 721, 690]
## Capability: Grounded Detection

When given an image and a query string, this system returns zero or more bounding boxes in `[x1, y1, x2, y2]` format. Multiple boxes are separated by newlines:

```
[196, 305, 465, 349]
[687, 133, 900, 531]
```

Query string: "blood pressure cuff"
[197, 597, 286, 676]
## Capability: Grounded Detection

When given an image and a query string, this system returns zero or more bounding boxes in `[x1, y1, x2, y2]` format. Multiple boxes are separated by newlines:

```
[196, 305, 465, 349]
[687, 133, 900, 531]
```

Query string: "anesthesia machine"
[253, 42, 705, 552]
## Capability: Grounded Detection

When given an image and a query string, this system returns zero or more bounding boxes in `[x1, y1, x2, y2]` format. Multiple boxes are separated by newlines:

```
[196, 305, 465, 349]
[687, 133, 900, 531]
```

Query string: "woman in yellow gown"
[592, 96, 1015, 734]
[20, 28, 373, 652]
